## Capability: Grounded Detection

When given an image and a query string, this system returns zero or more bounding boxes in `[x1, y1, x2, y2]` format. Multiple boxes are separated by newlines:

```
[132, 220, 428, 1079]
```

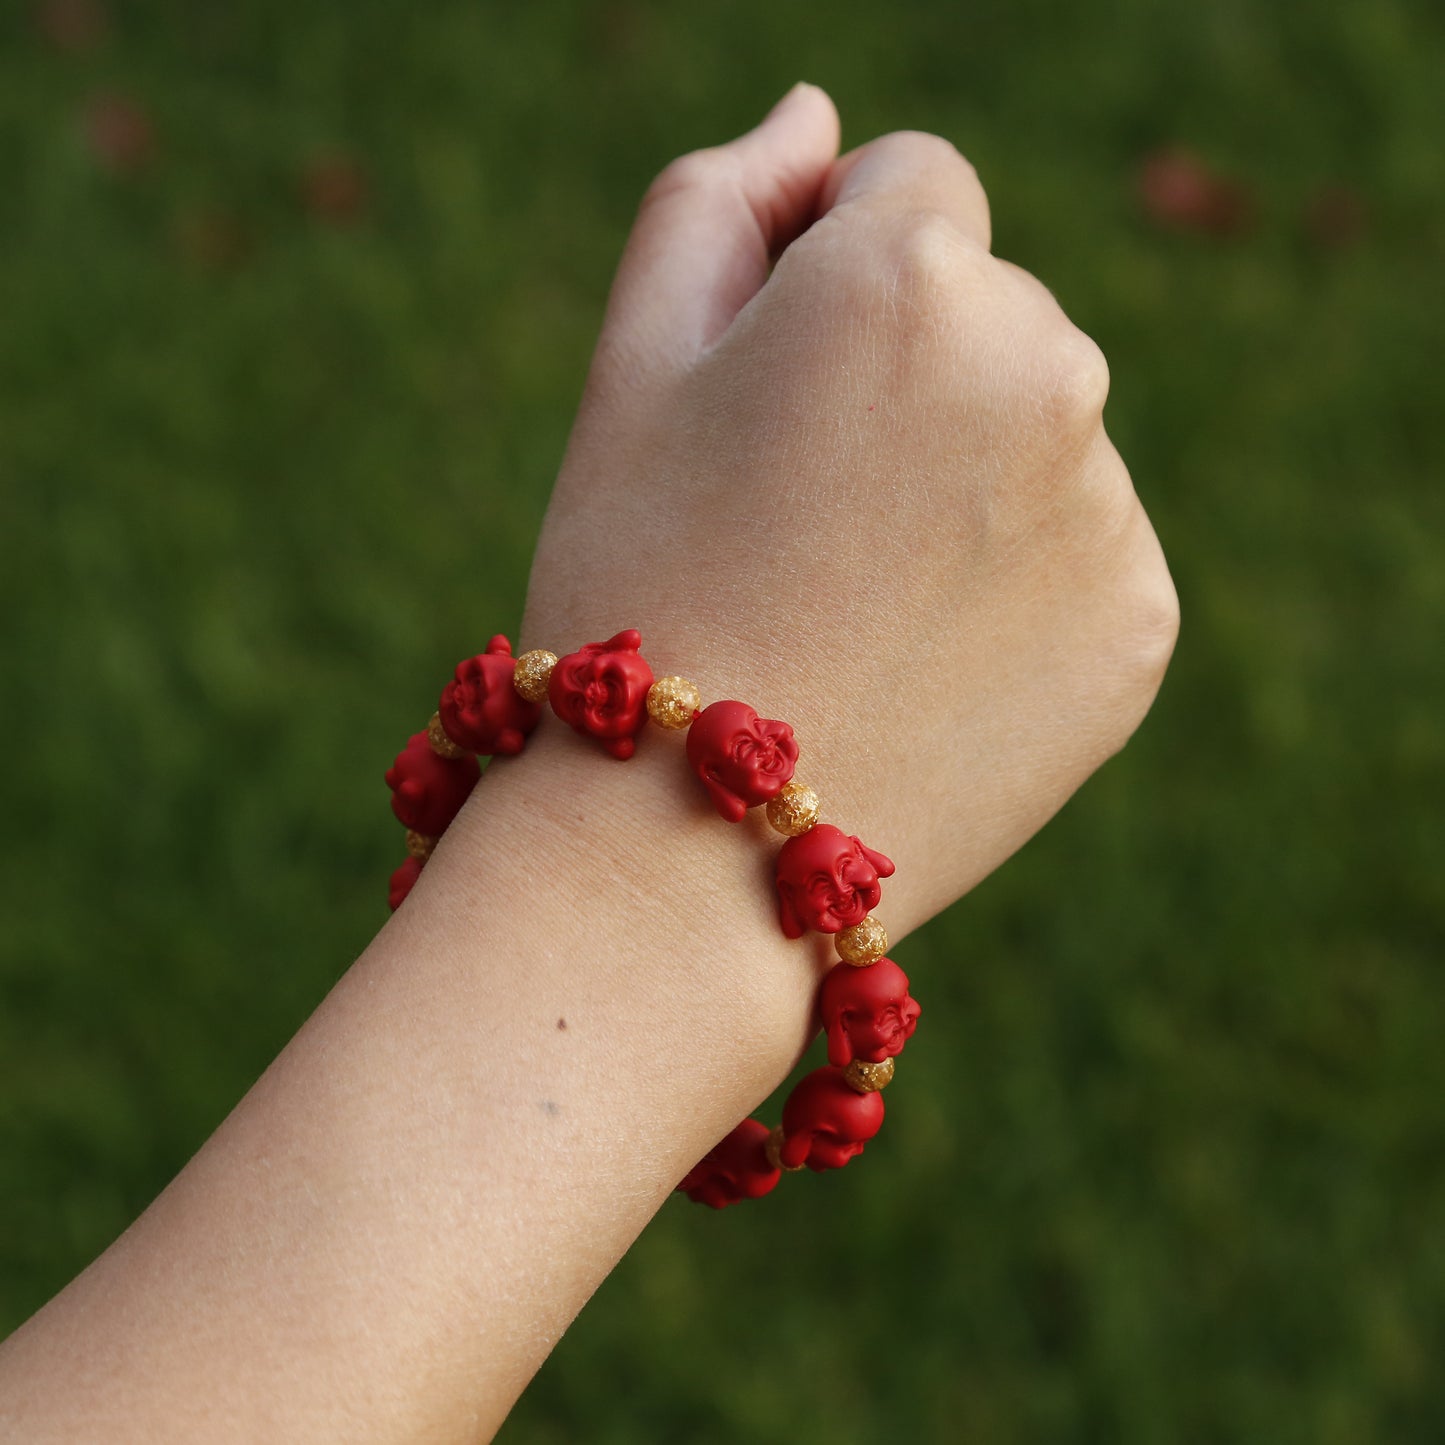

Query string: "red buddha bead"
[774, 823, 895, 939]
[779, 1067, 886, 1172]
[385, 731, 481, 835]
[548, 628, 654, 760]
[685, 699, 799, 823]
[677, 1118, 782, 1209]
[388, 855, 424, 911]
[819, 958, 921, 1068]
[439, 634, 542, 756]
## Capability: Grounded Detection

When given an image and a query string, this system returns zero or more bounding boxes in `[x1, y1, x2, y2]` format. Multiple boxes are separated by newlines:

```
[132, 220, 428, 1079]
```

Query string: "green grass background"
[2, 1, 1442, 1440]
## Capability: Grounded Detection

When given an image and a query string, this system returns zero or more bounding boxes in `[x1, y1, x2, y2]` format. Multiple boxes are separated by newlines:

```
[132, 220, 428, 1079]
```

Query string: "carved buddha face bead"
[548, 629, 655, 760]
[439, 634, 542, 756]
[779, 1068, 886, 1172]
[685, 699, 800, 822]
[676, 1118, 781, 1208]
[385, 730, 481, 836]
[818, 958, 921, 1068]
[774, 823, 895, 938]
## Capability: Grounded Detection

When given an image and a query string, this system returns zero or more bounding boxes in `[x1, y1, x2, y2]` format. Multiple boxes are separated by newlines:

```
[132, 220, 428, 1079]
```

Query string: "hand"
[522, 84, 1178, 937]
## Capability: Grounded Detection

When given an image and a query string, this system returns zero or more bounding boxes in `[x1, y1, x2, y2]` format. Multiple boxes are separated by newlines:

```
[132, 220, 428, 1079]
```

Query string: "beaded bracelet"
[383, 629, 921, 1209]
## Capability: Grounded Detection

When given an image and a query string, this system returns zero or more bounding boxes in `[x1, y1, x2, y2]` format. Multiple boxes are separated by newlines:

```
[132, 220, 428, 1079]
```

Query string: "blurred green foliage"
[1, 1, 1442, 1440]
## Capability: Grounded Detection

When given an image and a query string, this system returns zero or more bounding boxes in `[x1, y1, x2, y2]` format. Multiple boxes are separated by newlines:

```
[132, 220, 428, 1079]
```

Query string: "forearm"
[0, 721, 825, 1441]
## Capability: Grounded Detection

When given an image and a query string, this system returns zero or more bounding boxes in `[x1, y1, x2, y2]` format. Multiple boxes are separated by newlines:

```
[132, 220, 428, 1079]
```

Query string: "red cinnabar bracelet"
[384, 629, 921, 1208]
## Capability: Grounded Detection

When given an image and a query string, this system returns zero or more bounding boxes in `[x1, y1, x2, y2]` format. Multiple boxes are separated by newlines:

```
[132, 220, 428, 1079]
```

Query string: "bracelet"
[383, 629, 921, 1209]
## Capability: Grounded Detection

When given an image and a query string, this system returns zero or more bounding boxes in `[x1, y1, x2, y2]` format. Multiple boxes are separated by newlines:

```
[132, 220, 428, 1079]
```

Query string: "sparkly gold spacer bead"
[646, 675, 701, 729]
[426, 711, 468, 760]
[765, 780, 820, 837]
[765, 1124, 804, 1173]
[835, 915, 889, 967]
[844, 1057, 895, 1093]
[513, 649, 558, 703]
[405, 829, 437, 861]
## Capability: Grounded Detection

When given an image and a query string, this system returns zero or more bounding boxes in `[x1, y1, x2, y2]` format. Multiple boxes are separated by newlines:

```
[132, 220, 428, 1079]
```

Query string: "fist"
[520, 87, 1177, 937]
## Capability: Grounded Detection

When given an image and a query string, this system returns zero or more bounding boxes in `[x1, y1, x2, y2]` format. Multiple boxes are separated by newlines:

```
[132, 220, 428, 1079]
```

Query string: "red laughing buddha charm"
[685, 699, 799, 822]
[779, 1067, 886, 1171]
[774, 823, 895, 938]
[385, 731, 481, 836]
[818, 957, 921, 1068]
[676, 1118, 782, 1209]
[439, 635, 542, 756]
[548, 629, 655, 760]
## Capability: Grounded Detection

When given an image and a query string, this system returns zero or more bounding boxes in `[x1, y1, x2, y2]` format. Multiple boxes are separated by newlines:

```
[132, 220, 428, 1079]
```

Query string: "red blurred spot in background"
[1304, 184, 1368, 250]
[36, 0, 108, 51]
[1136, 147, 1252, 238]
[299, 154, 369, 225]
[83, 93, 154, 174]
[173, 208, 252, 272]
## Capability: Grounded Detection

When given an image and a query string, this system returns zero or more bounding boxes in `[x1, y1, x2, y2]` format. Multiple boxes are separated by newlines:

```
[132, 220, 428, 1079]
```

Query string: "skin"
[0, 85, 1178, 1442]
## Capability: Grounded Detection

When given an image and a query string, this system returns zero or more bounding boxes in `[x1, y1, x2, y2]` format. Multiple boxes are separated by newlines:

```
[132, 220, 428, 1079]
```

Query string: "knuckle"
[1038, 324, 1111, 432]
[889, 208, 971, 289]
[1127, 553, 1182, 686]
[881, 212, 997, 323]
[1098, 521, 1180, 756]
[796, 207, 977, 337]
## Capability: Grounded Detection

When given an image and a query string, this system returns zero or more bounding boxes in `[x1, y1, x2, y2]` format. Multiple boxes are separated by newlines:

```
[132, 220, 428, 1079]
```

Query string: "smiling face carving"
[685, 699, 799, 822]
[819, 958, 921, 1068]
[774, 824, 895, 938]
[779, 1067, 886, 1172]
[548, 629, 655, 760]
[676, 1118, 781, 1209]
[438, 634, 541, 756]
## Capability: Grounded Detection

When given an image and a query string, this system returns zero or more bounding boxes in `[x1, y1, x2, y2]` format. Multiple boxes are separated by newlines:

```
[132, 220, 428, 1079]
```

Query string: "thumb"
[598, 84, 841, 373]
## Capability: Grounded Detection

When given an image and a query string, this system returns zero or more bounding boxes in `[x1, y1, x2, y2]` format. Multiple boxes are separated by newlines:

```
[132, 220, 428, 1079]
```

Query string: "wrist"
[402, 714, 829, 1182]
[382, 626, 923, 1212]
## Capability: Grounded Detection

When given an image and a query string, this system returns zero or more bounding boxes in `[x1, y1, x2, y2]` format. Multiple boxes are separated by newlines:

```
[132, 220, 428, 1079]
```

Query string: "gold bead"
[426, 711, 467, 760]
[765, 1124, 804, 1173]
[765, 780, 820, 836]
[844, 1057, 895, 1093]
[513, 649, 558, 703]
[405, 829, 436, 861]
[835, 915, 889, 966]
[646, 675, 701, 729]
